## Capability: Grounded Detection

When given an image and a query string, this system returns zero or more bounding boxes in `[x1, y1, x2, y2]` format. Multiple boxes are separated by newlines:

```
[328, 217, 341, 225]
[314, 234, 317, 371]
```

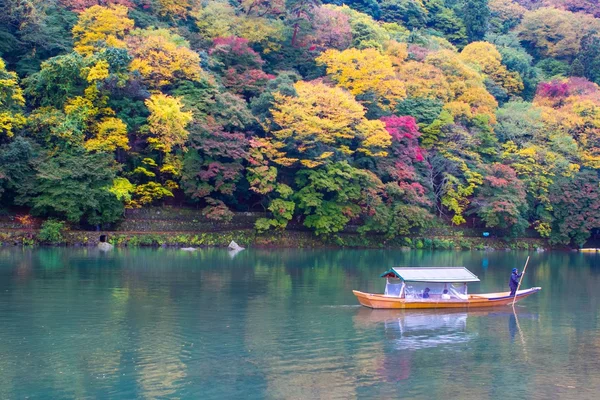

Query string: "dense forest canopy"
[1, 0, 600, 246]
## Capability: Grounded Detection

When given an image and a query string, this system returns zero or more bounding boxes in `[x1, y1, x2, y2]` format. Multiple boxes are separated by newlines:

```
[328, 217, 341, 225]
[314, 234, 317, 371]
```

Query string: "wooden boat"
[353, 267, 541, 309]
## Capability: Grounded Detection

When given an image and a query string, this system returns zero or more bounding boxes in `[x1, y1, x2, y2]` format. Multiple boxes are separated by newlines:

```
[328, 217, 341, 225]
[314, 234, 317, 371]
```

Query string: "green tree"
[486, 33, 541, 100]
[0, 1, 76, 75]
[17, 151, 123, 225]
[23, 52, 88, 109]
[574, 34, 600, 84]
[518, 7, 600, 60]
[0, 136, 38, 202]
[324, 0, 380, 19]
[332, 4, 390, 49]
[428, 5, 468, 46]
[294, 161, 383, 235]
[359, 185, 433, 238]
[380, 0, 428, 29]
[461, 0, 490, 42]
[38, 219, 66, 244]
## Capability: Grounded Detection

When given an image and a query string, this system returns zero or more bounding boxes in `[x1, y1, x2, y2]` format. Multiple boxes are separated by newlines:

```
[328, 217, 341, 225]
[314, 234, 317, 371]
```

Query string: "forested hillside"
[1, 0, 600, 246]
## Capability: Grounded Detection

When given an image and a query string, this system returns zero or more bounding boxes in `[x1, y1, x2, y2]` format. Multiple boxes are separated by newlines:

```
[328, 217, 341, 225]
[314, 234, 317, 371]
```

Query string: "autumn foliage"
[2, 0, 600, 245]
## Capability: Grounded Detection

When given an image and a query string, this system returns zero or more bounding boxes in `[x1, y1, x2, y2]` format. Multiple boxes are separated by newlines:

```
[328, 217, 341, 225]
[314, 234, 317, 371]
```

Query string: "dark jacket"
[509, 272, 522, 290]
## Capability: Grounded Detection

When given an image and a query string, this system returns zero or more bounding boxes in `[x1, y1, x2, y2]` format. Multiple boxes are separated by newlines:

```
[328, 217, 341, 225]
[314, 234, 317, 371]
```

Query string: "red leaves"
[484, 164, 522, 189]
[548, 170, 600, 243]
[536, 77, 599, 105]
[484, 164, 519, 188]
[223, 68, 274, 97]
[398, 181, 431, 206]
[537, 80, 570, 100]
[211, 36, 264, 68]
[381, 115, 421, 141]
[311, 6, 352, 51]
[213, 37, 255, 56]
[376, 115, 429, 205]
[210, 36, 271, 98]
[195, 128, 249, 160]
[414, 147, 424, 162]
[408, 45, 430, 62]
[381, 115, 426, 165]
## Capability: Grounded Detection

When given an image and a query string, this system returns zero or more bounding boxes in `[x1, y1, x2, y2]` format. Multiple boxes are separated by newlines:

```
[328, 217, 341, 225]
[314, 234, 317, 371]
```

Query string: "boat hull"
[352, 287, 541, 309]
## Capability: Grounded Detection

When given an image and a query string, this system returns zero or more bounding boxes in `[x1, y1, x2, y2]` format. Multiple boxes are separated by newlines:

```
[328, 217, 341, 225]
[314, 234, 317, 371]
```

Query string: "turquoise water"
[0, 248, 599, 399]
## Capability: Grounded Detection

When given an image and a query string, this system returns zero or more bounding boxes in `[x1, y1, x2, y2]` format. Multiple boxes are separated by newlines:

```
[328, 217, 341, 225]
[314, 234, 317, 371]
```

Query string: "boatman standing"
[509, 268, 522, 296]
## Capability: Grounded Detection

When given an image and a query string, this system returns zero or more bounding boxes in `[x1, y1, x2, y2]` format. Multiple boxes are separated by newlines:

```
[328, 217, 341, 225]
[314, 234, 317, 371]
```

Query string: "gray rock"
[98, 242, 114, 251]
[228, 241, 244, 251]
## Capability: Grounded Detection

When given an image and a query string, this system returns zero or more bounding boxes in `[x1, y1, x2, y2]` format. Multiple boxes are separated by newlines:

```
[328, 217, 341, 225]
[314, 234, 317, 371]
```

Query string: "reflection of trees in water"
[1, 248, 600, 397]
[243, 286, 384, 398]
[135, 295, 188, 398]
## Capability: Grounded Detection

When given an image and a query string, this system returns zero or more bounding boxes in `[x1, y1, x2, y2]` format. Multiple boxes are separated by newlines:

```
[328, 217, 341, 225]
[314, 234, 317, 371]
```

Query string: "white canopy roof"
[382, 267, 480, 283]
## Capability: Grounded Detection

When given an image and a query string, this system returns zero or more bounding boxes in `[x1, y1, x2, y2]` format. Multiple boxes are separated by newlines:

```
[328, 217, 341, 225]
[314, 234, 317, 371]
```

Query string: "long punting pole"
[512, 256, 530, 306]
[512, 306, 529, 361]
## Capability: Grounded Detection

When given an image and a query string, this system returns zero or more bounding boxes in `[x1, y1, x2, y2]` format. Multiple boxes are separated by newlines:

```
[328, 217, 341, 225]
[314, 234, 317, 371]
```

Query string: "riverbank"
[0, 207, 554, 250]
[0, 228, 551, 250]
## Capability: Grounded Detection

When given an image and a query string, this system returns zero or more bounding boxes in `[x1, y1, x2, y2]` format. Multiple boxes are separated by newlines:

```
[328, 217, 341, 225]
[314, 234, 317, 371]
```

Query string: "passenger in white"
[441, 289, 451, 300]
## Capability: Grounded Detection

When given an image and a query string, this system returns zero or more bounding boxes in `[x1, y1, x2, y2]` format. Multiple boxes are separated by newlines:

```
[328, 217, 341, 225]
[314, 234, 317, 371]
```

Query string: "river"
[0, 248, 598, 399]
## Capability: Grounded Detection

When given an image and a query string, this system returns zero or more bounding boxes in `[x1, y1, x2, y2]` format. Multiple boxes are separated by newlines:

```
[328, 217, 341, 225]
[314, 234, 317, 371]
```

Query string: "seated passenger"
[422, 287, 431, 299]
[441, 289, 451, 300]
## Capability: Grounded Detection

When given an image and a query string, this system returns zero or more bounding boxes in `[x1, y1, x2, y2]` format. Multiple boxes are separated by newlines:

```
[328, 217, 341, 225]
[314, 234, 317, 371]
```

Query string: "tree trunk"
[291, 10, 302, 47]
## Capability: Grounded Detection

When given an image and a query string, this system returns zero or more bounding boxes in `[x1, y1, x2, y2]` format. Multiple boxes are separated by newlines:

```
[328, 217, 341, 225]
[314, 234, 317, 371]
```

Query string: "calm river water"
[0, 248, 599, 399]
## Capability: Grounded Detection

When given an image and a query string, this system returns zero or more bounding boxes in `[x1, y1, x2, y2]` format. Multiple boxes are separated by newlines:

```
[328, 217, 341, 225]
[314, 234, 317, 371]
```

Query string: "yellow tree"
[425, 50, 485, 99]
[192, 0, 237, 39]
[460, 42, 523, 95]
[518, 7, 600, 59]
[72, 5, 134, 56]
[266, 81, 391, 168]
[571, 99, 600, 168]
[0, 58, 26, 138]
[157, 0, 192, 19]
[144, 93, 193, 154]
[192, 0, 285, 52]
[533, 79, 600, 169]
[444, 86, 499, 124]
[127, 29, 203, 88]
[84, 117, 130, 152]
[489, 0, 526, 32]
[384, 40, 408, 67]
[501, 140, 579, 236]
[396, 61, 453, 102]
[316, 48, 405, 111]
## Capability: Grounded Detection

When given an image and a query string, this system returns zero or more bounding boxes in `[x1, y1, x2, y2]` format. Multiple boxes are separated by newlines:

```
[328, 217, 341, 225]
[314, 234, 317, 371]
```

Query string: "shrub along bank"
[0, 228, 549, 250]
[0, 208, 552, 249]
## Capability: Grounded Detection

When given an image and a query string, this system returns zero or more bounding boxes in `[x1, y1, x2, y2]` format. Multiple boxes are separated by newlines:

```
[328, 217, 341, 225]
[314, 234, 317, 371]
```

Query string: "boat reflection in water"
[353, 309, 482, 383]
[355, 308, 478, 350]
